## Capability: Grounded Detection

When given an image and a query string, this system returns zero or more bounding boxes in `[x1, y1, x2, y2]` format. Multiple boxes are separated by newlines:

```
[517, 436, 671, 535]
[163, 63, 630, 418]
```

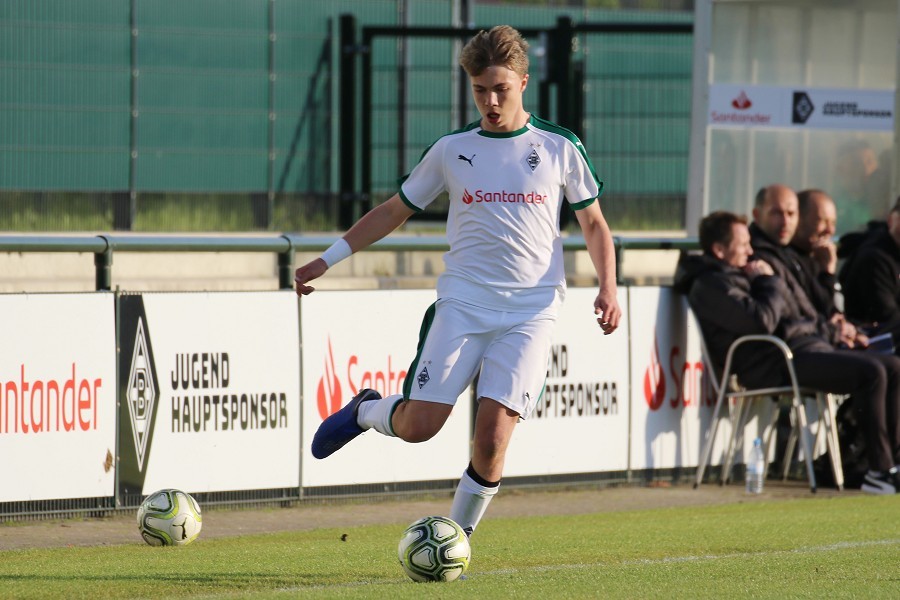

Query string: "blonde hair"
[459, 25, 529, 77]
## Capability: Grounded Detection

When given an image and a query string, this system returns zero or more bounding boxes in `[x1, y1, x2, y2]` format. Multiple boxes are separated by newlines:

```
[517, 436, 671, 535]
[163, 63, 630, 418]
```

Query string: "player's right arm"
[294, 194, 416, 296]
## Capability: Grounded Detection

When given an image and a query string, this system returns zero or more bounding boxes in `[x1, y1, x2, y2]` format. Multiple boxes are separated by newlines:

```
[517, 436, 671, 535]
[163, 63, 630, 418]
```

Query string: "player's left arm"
[575, 200, 620, 335]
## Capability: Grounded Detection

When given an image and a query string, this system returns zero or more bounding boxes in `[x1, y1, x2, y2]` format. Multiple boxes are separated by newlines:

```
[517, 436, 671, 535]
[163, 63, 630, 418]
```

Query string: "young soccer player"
[294, 25, 620, 537]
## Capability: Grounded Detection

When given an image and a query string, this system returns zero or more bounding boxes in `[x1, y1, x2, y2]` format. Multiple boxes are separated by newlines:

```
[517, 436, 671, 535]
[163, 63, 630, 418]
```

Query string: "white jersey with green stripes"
[399, 114, 603, 314]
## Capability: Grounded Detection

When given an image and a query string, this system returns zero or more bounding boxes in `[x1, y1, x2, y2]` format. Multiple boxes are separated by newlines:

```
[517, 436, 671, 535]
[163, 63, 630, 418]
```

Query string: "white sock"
[356, 394, 402, 436]
[450, 464, 499, 536]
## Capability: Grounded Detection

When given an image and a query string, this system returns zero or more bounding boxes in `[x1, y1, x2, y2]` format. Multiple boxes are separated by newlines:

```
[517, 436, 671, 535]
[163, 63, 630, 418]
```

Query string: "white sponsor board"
[300, 290, 471, 487]
[137, 292, 300, 493]
[503, 288, 631, 476]
[709, 84, 893, 132]
[628, 288, 726, 470]
[0, 293, 116, 501]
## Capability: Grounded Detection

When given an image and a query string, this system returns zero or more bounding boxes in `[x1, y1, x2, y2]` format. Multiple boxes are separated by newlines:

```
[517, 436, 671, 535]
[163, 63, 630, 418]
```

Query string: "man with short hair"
[676, 208, 900, 494]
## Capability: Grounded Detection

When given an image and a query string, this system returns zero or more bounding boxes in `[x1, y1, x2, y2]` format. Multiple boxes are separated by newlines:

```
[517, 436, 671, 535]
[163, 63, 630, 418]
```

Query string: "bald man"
[791, 189, 840, 315]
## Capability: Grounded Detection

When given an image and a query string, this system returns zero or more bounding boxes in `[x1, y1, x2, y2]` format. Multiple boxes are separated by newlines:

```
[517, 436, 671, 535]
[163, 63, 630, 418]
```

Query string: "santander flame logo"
[731, 91, 752, 110]
[643, 335, 666, 411]
[462, 189, 474, 204]
[316, 338, 343, 420]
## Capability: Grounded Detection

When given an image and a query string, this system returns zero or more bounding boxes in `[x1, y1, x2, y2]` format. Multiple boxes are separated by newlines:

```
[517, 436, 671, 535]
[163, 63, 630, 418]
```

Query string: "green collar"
[477, 115, 532, 138]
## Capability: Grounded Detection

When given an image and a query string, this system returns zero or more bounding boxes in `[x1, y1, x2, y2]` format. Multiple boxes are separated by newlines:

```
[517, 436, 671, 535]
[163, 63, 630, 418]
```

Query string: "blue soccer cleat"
[311, 389, 382, 459]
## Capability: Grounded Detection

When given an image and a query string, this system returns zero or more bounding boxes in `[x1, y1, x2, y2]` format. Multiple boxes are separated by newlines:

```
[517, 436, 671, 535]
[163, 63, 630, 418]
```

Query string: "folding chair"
[694, 334, 844, 493]
[782, 391, 844, 489]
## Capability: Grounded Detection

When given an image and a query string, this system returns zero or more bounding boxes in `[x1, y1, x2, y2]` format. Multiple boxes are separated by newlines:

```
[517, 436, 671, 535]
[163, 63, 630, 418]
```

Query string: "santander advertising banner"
[628, 287, 733, 470]
[0, 293, 116, 501]
[709, 84, 893, 132]
[300, 290, 471, 487]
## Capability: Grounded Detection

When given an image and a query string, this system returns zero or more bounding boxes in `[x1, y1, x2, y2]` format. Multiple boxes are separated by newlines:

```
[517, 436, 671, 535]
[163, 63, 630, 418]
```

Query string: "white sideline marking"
[187, 538, 900, 598]
[488, 538, 900, 576]
[237, 538, 900, 595]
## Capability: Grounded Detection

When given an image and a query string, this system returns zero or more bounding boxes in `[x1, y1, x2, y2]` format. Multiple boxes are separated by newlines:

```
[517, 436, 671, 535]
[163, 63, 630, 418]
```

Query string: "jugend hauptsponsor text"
[169, 352, 288, 432]
[532, 345, 618, 418]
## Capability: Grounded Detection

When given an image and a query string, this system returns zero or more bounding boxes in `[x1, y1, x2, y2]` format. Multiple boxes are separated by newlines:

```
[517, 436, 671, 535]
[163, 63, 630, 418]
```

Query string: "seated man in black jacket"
[674, 210, 900, 494]
[840, 197, 900, 342]
[750, 184, 865, 349]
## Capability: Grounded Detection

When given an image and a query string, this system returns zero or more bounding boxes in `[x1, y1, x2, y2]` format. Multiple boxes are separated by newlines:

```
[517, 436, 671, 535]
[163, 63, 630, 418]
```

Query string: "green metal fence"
[0, 0, 693, 233]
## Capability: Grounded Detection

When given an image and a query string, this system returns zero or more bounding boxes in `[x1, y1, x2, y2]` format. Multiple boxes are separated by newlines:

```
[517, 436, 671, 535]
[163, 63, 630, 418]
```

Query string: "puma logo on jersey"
[457, 153, 475, 166]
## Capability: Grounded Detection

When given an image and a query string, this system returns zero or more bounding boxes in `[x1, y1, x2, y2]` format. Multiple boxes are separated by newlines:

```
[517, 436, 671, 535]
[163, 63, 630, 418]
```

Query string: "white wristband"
[320, 238, 352, 268]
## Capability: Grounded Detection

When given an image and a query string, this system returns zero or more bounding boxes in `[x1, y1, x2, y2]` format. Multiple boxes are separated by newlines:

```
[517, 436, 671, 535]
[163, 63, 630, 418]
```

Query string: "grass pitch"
[1, 494, 897, 599]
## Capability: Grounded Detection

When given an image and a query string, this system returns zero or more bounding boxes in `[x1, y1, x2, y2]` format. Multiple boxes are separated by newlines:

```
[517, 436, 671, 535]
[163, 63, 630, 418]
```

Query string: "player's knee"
[473, 434, 506, 461]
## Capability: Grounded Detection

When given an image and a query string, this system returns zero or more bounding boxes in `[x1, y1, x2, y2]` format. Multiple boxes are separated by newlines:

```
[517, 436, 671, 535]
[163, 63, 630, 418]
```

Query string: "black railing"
[0, 233, 698, 290]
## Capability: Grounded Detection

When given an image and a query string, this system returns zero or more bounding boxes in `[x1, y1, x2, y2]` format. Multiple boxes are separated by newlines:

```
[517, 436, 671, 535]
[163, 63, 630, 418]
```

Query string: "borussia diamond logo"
[526, 148, 541, 172]
[126, 318, 157, 471]
[417, 366, 430, 389]
[792, 92, 814, 124]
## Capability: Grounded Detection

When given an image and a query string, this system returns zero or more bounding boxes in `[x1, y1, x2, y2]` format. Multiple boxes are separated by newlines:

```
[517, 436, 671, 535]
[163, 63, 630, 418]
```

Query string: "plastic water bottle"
[746, 437, 765, 494]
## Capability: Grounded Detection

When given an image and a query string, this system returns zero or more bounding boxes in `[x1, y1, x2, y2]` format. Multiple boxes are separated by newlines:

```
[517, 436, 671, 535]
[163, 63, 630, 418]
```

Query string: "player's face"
[470, 66, 528, 133]
[754, 190, 799, 247]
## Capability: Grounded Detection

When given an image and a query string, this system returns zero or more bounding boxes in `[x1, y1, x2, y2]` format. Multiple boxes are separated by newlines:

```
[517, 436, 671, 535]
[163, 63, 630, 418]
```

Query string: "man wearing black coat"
[675, 210, 900, 494]
[840, 198, 900, 339]
[749, 185, 864, 349]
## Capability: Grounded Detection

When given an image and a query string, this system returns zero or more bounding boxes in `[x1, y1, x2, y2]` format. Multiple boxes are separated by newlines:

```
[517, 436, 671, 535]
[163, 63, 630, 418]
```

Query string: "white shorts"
[403, 298, 557, 419]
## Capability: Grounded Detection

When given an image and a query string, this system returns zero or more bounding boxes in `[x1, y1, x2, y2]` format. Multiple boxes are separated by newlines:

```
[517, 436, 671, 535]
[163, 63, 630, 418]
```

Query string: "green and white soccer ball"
[136, 488, 203, 546]
[397, 516, 471, 582]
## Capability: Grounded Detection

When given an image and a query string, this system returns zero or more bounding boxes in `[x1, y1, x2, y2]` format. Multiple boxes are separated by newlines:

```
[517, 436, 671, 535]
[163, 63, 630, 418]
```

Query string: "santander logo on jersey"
[315, 337, 408, 421]
[462, 188, 547, 205]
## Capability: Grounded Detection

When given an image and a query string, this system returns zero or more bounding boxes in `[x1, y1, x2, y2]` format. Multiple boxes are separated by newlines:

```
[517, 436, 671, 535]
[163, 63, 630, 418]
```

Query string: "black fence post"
[112, 192, 134, 231]
[95, 244, 112, 291]
[250, 192, 271, 229]
[339, 14, 357, 229]
[571, 58, 585, 141]
[360, 28, 373, 218]
[537, 30, 551, 122]
[277, 240, 295, 290]
[554, 16, 576, 134]
[553, 17, 578, 231]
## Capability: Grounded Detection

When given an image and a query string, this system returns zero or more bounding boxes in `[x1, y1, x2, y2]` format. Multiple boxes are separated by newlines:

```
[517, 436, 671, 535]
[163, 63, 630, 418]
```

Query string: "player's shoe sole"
[311, 388, 382, 459]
